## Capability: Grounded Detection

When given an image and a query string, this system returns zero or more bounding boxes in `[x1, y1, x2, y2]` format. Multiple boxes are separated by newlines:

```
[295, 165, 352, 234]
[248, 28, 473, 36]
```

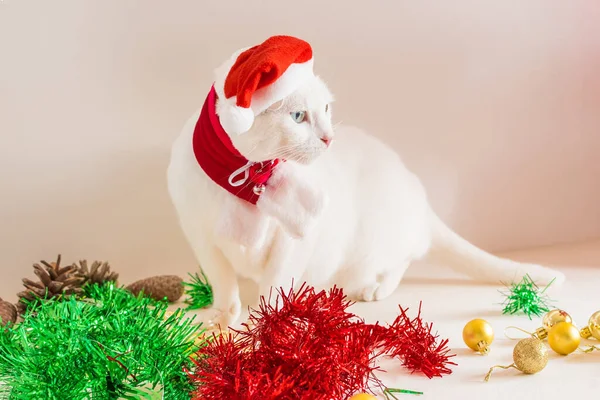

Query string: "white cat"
[167, 38, 565, 328]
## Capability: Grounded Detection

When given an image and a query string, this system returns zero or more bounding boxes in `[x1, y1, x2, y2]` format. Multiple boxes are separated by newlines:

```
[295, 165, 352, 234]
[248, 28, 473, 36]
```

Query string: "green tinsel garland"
[0, 283, 205, 400]
[500, 274, 555, 319]
[183, 273, 213, 311]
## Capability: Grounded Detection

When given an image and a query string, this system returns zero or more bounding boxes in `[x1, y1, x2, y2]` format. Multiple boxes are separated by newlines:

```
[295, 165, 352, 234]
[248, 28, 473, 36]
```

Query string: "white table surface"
[341, 239, 600, 399]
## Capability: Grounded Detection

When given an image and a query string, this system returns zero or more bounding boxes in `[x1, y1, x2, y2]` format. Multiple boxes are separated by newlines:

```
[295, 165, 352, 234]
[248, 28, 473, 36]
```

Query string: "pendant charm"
[253, 184, 266, 196]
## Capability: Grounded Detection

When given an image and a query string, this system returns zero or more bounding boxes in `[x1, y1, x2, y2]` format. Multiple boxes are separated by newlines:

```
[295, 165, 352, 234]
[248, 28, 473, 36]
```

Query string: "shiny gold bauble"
[580, 310, 600, 340]
[513, 337, 549, 374]
[589, 311, 600, 339]
[463, 319, 494, 354]
[535, 309, 573, 340]
[548, 322, 581, 355]
[349, 394, 377, 400]
[542, 309, 572, 330]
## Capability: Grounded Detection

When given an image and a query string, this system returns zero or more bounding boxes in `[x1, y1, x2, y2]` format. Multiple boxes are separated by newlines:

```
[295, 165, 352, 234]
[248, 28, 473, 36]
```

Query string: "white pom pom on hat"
[217, 103, 256, 136]
[212, 35, 315, 135]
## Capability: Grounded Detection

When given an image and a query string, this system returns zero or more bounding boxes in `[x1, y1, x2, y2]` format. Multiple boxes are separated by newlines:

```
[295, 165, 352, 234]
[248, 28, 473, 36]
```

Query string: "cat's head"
[213, 36, 336, 165]
[222, 76, 335, 165]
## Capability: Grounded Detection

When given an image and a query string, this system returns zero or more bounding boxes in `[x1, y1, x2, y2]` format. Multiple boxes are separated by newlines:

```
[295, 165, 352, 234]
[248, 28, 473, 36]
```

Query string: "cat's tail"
[425, 210, 565, 286]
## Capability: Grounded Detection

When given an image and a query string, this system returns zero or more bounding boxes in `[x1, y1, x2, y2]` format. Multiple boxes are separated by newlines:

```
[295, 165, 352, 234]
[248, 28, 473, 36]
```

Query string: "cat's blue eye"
[290, 111, 306, 123]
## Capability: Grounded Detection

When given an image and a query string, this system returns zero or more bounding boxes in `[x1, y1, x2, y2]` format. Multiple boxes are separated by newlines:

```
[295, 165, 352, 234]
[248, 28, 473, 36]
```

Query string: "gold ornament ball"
[349, 394, 377, 400]
[548, 322, 581, 355]
[588, 310, 600, 340]
[542, 309, 572, 330]
[513, 337, 549, 374]
[463, 318, 494, 354]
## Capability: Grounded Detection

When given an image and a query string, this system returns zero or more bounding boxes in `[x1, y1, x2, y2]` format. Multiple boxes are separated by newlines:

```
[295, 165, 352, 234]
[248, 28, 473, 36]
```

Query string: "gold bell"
[533, 309, 572, 340]
[580, 310, 600, 340]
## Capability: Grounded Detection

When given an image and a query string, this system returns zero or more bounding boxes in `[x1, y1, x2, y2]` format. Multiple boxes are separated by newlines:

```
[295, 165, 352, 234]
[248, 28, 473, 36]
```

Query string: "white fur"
[167, 75, 565, 328]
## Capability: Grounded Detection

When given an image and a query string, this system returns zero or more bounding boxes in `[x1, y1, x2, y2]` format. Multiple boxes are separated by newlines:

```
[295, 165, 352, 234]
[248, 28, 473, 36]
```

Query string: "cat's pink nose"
[320, 137, 332, 147]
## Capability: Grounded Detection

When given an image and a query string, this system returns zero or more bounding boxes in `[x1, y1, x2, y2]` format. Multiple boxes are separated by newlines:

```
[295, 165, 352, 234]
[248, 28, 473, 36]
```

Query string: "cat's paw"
[257, 163, 326, 239]
[296, 178, 327, 219]
[281, 209, 319, 239]
[185, 302, 242, 331]
[358, 281, 397, 302]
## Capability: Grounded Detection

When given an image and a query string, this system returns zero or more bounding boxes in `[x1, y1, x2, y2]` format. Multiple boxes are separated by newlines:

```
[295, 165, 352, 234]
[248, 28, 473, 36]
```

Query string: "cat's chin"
[287, 151, 326, 165]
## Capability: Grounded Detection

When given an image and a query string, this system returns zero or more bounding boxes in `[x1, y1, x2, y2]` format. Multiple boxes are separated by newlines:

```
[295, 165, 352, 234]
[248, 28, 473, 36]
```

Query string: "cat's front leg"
[215, 194, 270, 249]
[257, 162, 326, 239]
[184, 237, 242, 329]
[254, 228, 304, 310]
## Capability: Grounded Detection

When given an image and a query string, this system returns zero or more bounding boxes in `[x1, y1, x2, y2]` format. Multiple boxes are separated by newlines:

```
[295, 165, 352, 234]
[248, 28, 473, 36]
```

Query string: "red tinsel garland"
[189, 283, 455, 400]
[377, 303, 457, 378]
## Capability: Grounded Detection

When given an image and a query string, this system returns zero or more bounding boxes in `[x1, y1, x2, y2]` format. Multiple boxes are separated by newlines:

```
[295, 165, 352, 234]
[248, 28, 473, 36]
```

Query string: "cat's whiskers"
[269, 143, 306, 161]
[237, 133, 278, 162]
[270, 142, 304, 153]
[271, 149, 301, 160]
[243, 144, 260, 159]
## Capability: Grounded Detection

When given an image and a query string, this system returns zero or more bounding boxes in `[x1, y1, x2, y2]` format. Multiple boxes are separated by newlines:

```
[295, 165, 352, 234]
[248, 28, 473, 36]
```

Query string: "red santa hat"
[213, 35, 315, 135]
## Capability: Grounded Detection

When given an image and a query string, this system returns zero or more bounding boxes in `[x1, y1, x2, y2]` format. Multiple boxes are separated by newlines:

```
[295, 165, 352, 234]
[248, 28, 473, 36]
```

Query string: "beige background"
[1, 1, 599, 297]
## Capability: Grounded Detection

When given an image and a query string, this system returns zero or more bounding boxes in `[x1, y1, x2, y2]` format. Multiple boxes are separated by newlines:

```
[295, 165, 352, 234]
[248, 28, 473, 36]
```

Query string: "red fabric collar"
[192, 86, 280, 205]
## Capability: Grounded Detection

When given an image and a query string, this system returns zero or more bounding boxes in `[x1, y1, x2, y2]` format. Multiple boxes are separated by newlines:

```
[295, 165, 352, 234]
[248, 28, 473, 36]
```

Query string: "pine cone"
[16, 254, 85, 314]
[126, 275, 184, 303]
[74, 259, 119, 286]
[0, 297, 17, 326]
